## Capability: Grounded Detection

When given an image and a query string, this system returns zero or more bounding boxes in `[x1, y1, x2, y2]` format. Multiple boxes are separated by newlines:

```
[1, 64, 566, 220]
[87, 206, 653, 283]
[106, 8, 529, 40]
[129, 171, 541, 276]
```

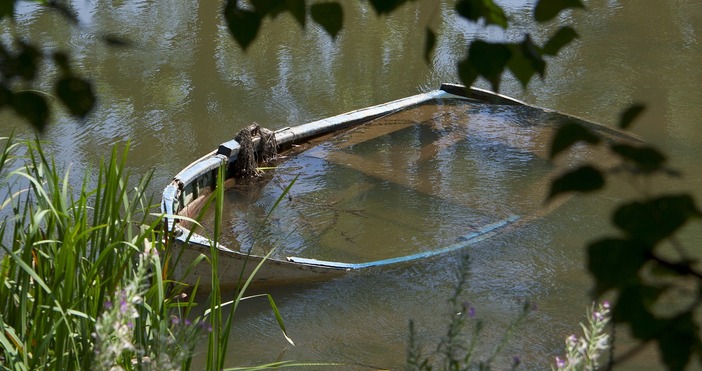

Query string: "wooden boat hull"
[169, 237, 349, 291]
[162, 83, 641, 291]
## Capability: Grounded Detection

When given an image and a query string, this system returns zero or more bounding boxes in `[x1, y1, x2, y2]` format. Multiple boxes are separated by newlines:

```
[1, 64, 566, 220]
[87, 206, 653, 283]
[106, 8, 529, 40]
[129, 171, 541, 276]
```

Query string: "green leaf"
[311, 2, 343, 39]
[47, 1, 78, 25]
[587, 238, 648, 295]
[457, 57, 478, 89]
[543, 26, 578, 56]
[251, 0, 285, 16]
[55, 76, 96, 119]
[285, 0, 307, 27]
[614, 284, 664, 340]
[0, 84, 12, 109]
[534, 0, 585, 23]
[368, 0, 407, 15]
[266, 174, 299, 220]
[610, 143, 666, 173]
[17, 42, 41, 81]
[0, 85, 10, 108]
[266, 293, 295, 345]
[10, 91, 49, 132]
[53, 52, 71, 74]
[424, 28, 436, 64]
[223, 0, 263, 50]
[0, 0, 14, 20]
[548, 165, 604, 199]
[659, 313, 697, 371]
[251, 0, 306, 26]
[455, 0, 508, 28]
[455, 0, 481, 21]
[613, 195, 701, 244]
[482, 0, 508, 28]
[549, 121, 600, 159]
[467, 40, 511, 92]
[619, 103, 645, 129]
[506, 36, 545, 88]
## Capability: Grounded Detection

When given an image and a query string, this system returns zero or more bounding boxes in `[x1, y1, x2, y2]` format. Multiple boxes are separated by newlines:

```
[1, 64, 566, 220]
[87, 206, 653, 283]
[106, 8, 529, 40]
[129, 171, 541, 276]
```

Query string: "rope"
[232, 123, 278, 178]
[260, 126, 278, 163]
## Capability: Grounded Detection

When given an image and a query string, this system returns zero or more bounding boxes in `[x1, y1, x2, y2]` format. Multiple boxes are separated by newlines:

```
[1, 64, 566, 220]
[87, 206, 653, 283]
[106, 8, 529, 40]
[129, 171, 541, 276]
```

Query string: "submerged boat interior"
[162, 84, 639, 288]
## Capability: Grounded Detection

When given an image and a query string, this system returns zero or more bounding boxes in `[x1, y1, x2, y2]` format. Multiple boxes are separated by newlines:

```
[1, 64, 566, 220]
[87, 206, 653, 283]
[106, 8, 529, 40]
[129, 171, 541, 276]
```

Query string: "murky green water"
[211, 99, 626, 272]
[2, 1, 701, 369]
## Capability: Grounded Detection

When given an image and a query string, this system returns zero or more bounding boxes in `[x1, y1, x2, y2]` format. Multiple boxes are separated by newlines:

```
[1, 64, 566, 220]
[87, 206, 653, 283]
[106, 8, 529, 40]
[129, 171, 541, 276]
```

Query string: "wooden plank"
[334, 121, 415, 150]
[417, 128, 466, 162]
[334, 107, 456, 150]
[318, 150, 486, 211]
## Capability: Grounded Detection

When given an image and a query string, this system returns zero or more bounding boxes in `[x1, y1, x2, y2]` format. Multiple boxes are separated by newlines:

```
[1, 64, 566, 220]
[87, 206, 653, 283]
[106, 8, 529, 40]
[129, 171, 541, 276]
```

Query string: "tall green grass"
[0, 136, 289, 370]
[0, 135, 606, 370]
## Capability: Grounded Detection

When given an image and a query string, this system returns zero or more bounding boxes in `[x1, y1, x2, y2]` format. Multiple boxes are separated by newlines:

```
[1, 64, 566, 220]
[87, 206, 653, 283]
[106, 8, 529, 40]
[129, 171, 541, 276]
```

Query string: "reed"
[0, 136, 289, 370]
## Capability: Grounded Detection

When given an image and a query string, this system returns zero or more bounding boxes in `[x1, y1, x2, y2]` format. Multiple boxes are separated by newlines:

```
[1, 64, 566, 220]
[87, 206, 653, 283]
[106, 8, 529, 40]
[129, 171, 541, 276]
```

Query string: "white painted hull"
[162, 83, 641, 292]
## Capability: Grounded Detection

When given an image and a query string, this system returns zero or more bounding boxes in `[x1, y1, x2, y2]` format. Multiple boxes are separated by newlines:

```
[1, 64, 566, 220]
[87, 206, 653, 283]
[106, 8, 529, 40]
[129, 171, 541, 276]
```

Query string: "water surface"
[2, 1, 701, 369]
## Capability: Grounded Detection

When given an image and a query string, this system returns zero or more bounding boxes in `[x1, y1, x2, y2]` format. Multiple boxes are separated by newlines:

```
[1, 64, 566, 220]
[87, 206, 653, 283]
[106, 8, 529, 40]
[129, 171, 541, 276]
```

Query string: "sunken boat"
[161, 83, 639, 291]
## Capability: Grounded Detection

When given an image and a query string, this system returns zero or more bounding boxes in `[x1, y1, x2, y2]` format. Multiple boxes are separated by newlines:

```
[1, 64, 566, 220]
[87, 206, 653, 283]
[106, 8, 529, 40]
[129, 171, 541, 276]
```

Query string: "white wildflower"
[553, 302, 611, 371]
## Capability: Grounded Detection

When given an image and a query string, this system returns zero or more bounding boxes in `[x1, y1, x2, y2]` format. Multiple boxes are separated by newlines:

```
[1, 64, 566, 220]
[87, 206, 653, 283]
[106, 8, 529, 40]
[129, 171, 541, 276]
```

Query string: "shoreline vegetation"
[0, 136, 610, 370]
[2, 0, 698, 368]
[0, 136, 290, 370]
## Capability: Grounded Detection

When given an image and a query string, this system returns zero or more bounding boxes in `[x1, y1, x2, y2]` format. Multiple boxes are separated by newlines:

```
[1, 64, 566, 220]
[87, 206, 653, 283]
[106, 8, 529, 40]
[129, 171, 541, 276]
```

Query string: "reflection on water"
[211, 100, 560, 266]
[2, 0, 701, 369]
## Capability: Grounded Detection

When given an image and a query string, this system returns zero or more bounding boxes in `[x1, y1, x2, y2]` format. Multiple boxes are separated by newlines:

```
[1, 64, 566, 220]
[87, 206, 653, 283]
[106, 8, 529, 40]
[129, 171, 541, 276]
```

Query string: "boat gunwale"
[161, 83, 644, 288]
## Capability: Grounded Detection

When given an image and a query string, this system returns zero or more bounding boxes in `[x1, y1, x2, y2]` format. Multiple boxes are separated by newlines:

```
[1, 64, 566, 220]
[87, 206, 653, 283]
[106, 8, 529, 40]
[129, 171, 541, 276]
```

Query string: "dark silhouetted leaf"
[588, 238, 648, 295]
[457, 57, 478, 89]
[311, 2, 343, 39]
[482, 0, 508, 28]
[619, 103, 645, 129]
[101, 34, 133, 47]
[455, 0, 482, 21]
[611, 143, 666, 173]
[17, 42, 41, 81]
[56, 76, 95, 119]
[543, 26, 578, 56]
[548, 165, 604, 199]
[251, 0, 285, 16]
[506, 36, 545, 88]
[424, 28, 436, 64]
[52, 52, 71, 75]
[659, 313, 697, 371]
[11, 91, 49, 132]
[251, 0, 306, 26]
[613, 195, 701, 244]
[467, 40, 511, 92]
[223, 0, 263, 50]
[285, 0, 306, 27]
[0, 85, 10, 108]
[368, 0, 407, 15]
[455, 0, 508, 28]
[614, 284, 664, 340]
[549, 121, 600, 159]
[47, 0, 78, 25]
[0, 0, 14, 20]
[534, 0, 584, 23]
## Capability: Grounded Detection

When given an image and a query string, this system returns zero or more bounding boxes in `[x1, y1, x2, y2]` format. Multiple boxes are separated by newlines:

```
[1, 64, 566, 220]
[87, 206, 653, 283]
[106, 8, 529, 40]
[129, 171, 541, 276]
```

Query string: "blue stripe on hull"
[287, 215, 520, 269]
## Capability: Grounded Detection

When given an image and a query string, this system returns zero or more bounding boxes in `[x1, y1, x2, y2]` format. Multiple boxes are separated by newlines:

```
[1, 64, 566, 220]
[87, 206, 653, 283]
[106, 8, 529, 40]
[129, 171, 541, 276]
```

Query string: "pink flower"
[568, 335, 577, 345]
